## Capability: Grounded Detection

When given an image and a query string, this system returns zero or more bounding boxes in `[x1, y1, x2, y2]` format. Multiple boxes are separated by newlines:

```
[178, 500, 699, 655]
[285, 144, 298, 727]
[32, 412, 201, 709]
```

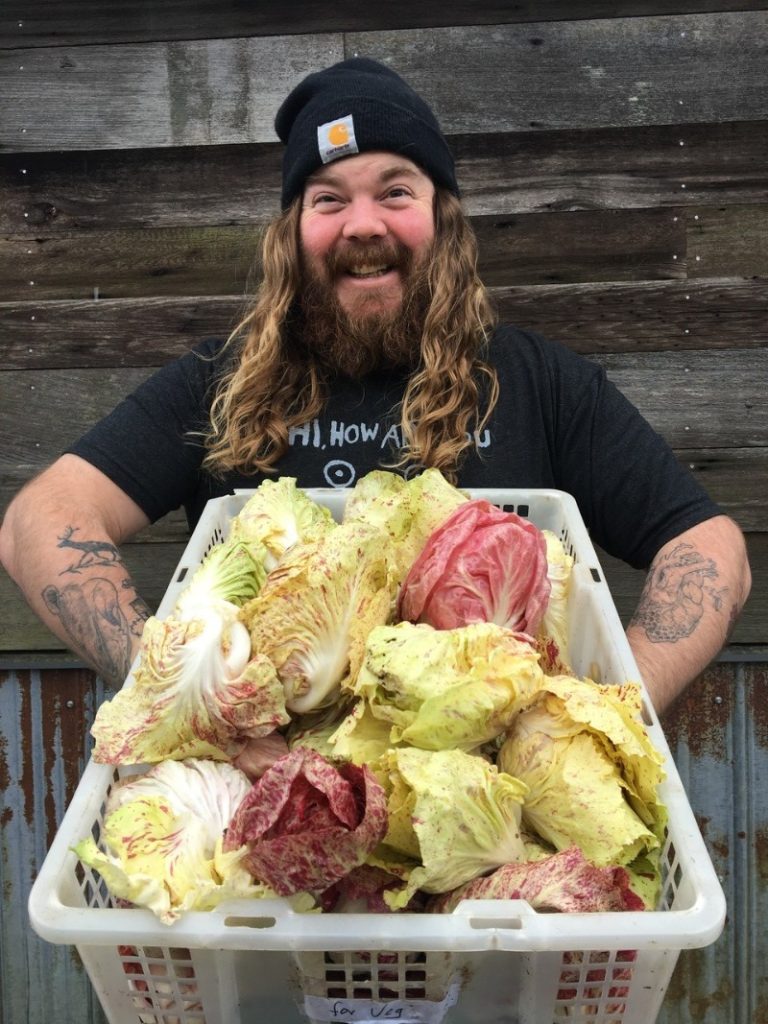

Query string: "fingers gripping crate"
[29, 489, 725, 1024]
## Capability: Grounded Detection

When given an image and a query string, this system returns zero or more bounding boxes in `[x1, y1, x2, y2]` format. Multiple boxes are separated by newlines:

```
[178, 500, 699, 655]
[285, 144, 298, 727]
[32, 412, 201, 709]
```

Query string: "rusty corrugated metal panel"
[0, 666, 108, 1024]
[658, 662, 768, 1024]
[2, 662, 767, 1024]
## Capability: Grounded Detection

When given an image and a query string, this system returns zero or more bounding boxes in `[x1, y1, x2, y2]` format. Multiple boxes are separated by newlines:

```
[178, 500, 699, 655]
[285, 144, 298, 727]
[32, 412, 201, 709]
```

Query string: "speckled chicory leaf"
[427, 845, 645, 913]
[224, 747, 388, 896]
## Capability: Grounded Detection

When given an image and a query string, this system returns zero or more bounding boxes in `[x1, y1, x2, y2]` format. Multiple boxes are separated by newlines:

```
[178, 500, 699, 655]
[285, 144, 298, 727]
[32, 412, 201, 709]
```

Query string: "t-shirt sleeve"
[67, 339, 224, 523]
[548, 345, 722, 569]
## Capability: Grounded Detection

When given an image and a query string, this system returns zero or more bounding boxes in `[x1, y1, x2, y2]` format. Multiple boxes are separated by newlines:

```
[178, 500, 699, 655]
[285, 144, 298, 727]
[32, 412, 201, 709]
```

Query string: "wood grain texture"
[0, 224, 263, 300]
[0, 33, 342, 151]
[2, 121, 766, 234]
[1, 295, 242, 368]
[5, 1, 768, 48]
[3, 14, 768, 152]
[3, 274, 765, 370]
[474, 208, 686, 286]
[453, 121, 768, 218]
[493, 277, 768, 353]
[2, 276, 766, 370]
[348, 13, 768, 133]
[0, 143, 284, 233]
[0, 207, 688, 300]
[591, 348, 767, 448]
[687, 205, 768, 278]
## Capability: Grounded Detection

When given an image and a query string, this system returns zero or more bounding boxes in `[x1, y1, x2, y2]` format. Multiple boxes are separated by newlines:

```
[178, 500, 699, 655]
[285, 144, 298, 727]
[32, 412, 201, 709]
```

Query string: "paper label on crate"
[303, 981, 459, 1023]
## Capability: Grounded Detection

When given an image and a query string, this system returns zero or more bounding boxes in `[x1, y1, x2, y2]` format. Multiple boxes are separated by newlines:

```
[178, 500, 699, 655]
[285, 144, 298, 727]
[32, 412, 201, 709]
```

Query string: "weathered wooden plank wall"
[2, 10, 767, 649]
[1, 4, 767, 1024]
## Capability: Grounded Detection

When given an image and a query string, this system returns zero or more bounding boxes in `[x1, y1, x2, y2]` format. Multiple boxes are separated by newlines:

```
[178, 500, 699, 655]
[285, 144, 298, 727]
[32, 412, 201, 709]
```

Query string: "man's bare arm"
[626, 514, 751, 714]
[0, 454, 152, 687]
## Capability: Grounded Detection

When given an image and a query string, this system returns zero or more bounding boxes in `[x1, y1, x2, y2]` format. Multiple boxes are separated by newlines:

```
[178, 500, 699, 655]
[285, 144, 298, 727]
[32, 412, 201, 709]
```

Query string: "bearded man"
[0, 58, 751, 718]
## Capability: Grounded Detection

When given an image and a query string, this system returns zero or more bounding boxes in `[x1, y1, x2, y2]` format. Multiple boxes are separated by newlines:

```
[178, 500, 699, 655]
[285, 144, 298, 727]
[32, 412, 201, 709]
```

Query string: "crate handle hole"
[223, 915, 277, 929]
[468, 915, 523, 930]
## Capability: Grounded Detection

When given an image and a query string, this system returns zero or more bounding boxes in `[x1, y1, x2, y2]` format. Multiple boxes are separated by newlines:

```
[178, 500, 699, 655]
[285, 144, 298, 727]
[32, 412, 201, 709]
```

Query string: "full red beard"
[297, 238, 433, 379]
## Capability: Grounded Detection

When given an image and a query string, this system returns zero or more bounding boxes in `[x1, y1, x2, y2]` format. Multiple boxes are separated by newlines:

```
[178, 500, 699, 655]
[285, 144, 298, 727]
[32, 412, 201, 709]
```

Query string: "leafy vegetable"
[240, 521, 396, 715]
[224, 748, 388, 896]
[397, 499, 551, 634]
[233, 732, 290, 780]
[73, 759, 271, 924]
[321, 863, 414, 913]
[174, 538, 266, 619]
[537, 530, 574, 672]
[229, 477, 335, 570]
[350, 621, 544, 751]
[285, 699, 356, 758]
[328, 700, 395, 764]
[91, 611, 289, 764]
[92, 538, 287, 764]
[498, 677, 666, 866]
[343, 469, 468, 585]
[427, 845, 645, 913]
[371, 747, 529, 909]
[79, 471, 669, 924]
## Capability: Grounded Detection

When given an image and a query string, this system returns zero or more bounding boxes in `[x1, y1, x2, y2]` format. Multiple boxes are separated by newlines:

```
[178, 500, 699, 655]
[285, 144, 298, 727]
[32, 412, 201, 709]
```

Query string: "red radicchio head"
[224, 747, 387, 896]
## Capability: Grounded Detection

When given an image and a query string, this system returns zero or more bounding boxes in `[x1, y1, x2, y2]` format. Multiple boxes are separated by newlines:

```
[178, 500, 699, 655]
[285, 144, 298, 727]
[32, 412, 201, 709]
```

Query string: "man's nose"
[341, 198, 387, 241]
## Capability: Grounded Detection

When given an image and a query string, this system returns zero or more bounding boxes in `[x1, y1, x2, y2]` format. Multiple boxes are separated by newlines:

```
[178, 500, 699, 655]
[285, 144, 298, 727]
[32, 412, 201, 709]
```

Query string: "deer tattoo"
[58, 525, 121, 574]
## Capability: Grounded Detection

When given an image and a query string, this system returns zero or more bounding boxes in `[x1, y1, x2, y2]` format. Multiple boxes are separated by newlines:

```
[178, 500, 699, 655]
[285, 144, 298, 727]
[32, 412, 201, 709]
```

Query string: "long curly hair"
[203, 188, 499, 483]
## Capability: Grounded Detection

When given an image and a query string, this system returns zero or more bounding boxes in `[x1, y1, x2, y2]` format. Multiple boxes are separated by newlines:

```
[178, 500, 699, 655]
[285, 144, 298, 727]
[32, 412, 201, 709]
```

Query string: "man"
[0, 58, 751, 716]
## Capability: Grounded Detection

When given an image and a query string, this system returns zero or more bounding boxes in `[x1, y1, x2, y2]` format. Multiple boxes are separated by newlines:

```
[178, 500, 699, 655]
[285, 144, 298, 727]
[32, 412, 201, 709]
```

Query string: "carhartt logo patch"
[318, 114, 359, 164]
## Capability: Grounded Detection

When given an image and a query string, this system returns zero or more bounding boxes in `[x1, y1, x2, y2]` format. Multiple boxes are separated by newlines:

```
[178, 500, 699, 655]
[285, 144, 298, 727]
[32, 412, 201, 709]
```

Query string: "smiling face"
[299, 151, 436, 319]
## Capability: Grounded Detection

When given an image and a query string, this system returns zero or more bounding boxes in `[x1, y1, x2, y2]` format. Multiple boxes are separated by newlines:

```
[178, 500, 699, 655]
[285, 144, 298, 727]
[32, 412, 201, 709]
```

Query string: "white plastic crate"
[29, 488, 726, 1024]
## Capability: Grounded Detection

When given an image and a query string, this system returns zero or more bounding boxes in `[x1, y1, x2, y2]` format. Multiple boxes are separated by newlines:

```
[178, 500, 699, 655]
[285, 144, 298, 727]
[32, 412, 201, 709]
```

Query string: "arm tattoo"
[57, 525, 121, 574]
[42, 528, 152, 684]
[43, 577, 136, 684]
[123, 579, 151, 635]
[630, 542, 728, 644]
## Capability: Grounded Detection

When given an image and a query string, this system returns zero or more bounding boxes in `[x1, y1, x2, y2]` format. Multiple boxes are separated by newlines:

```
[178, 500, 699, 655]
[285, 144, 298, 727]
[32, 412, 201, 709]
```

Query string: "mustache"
[323, 239, 414, 276]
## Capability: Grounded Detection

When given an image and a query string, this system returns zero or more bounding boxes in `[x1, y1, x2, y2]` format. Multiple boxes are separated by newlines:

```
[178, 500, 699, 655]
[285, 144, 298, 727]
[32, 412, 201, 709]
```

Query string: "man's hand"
[626, 514, 751, 714]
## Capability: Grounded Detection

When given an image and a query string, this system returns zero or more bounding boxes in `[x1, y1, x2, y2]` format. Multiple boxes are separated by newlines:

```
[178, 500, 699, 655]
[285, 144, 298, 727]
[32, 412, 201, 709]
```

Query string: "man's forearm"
[2, 502, 149, 687]
[626, 515, 751, 714]
[6, 526, 149, 685]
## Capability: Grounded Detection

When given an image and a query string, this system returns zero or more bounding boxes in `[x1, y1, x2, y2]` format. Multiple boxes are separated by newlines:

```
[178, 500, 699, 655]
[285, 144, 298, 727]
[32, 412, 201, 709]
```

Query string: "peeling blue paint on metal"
[657, 663, 768, 1024]
[1, 668, 109, 1024]
[2, 664, 767, 1023]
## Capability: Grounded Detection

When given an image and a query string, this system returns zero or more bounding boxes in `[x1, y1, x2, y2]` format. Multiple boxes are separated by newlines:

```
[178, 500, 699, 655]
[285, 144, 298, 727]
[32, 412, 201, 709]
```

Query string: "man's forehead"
[305, 154, 429, 189]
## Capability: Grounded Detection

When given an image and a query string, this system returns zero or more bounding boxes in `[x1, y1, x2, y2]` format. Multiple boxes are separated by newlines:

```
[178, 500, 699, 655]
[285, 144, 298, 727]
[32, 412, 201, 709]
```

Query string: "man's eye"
[313, 193, 342, 206]
[386, 187, 411, 199]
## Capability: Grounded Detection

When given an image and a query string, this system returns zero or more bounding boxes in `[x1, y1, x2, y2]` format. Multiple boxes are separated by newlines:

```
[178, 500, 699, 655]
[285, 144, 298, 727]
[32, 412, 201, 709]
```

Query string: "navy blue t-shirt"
[68, 326, 721, 570]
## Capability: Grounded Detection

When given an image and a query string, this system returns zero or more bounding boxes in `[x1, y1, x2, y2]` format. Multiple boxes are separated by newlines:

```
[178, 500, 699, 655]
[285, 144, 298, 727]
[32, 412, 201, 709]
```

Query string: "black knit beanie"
[275, 57, 459, 208]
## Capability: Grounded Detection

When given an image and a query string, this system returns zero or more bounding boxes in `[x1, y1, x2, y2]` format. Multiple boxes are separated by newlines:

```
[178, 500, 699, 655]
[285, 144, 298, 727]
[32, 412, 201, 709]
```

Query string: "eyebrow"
[305, 163, 423, 190]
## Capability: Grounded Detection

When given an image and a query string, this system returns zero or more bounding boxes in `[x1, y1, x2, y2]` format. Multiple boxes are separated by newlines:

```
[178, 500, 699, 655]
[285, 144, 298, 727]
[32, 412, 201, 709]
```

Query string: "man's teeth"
[348, 265, 392, 278]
